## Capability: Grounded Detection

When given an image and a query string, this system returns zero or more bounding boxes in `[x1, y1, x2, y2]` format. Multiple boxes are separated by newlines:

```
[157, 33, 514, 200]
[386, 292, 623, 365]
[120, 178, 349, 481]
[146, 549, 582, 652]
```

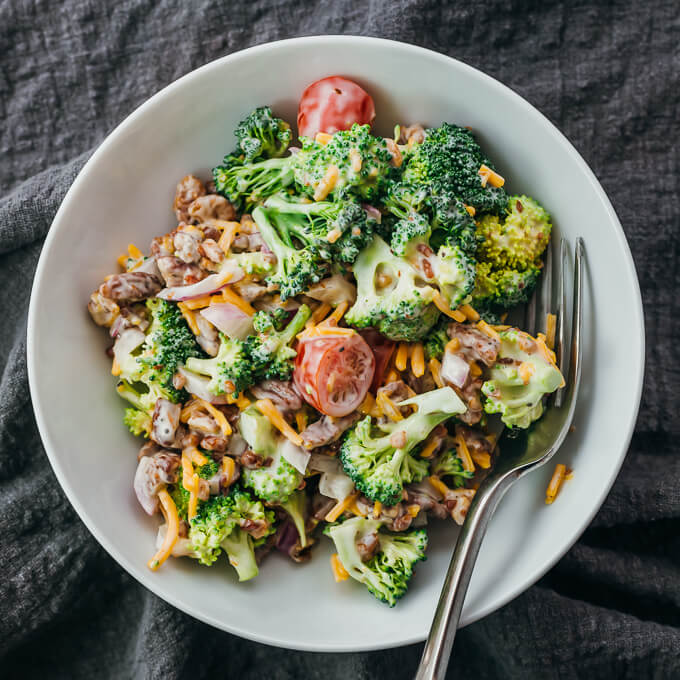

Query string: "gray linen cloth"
[1, 1, 678, 677]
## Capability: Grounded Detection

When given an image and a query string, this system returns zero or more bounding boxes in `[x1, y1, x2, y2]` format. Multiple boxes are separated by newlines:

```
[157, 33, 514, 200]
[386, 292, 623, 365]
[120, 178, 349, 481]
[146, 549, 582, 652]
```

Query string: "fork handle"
[415, 470, 518, 680]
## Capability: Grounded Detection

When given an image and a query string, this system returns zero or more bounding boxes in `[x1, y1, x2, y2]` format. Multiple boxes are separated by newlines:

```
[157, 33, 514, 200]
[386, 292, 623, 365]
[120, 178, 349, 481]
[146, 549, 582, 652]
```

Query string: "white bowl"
[27, 36, 644, 652]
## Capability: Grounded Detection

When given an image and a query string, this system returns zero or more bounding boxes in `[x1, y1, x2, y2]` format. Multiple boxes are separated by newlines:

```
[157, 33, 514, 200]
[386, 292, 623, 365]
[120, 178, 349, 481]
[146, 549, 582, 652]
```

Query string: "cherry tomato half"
[297, 76, 376, 139]
[293, 333, 375, 417]
[358, 329, 396, 393]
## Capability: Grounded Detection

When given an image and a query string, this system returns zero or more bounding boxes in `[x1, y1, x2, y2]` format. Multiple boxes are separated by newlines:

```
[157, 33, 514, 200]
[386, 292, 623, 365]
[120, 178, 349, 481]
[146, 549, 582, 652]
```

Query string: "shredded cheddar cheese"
[433, 291, 466, 321]
[519, 362, 535, 385]
[220, 287, 255, 316]
[182, 295, 212, 310]
[384, 369, 399, 384]
[295, 410, 308, 433]
[298, 325, 355, 340]
[147, 490, 179, 571]
[218, 221, 239, 254]
[117, 254, 128, 269]
[330, 553, 349, 582]
[325, 491, 359, 523]
[127, 243, 143, 260]
[256, 398, 303, 446]
[407, 504, 421, 518]
[478, 164, 505, 188]
[188, 447, 208, 466]
[428, 358, 444, 388]
[326, 228, 342, 244]
[177, 302, 201, 336]
[395, 343, 409, 371]
[320, 300, 349, 327]
[359, 393, 376, 416]
[445, 338, 461, 353]
[373, 501, 382, 518]
[311, 302, 332, 324]
[221, 456, 236, 486]
[455, 433, 475, 473]
[315, 132, 333, 145]
[460, 304, 480, 322]
[428, 475, 450, 497]
[411, 343, 425, 377]
[469, 362, 482, 377]
[349, 148, 362, 172]
[471, 451, 491, 469]
[545, 463, 567, 504]
[314, 164, 339, 201]
[464, 204, 476, 216]
[419, 435, 441, 459]
[111, 358, 121, 376]
[376, 391, 403, 421]
[476, 319, 501, 341]
[194, 398, 232, 437]
[235, 393, 251, 410]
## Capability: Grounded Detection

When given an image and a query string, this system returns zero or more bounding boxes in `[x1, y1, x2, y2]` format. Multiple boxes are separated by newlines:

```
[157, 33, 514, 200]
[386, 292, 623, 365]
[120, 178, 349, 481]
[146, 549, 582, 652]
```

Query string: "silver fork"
[414, 237, 584, 680]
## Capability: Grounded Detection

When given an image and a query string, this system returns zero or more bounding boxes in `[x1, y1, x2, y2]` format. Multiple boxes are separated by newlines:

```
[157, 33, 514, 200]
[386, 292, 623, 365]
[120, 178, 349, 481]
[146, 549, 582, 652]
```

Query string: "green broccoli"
[137, 298, 204, 402]
[241, 443, 303, 504]
[476, 195, 551, 270]
[345, 235, 440, 341]
[245, 304, 311, 381]
[188, 488, 275, 581]
[225, 251, 276, 277]
[278, 489, 309, 549]
[123, 407, 152, 438]
[482, 328, 564, 428]
[252, 205, 327, 300]
[168, 461, 220, 521]
[293, 124, 394, 202]
[431, 449, 474, 488]
[263, 193, 374, 264]
[339, 387, 466, 505]
[327, 516, 427, 606]
[213, 155, 294, 212]
[116, 379, 171, 417]
[184, 333, 252, 397]
[402, 123, 508, 215]
[423, 319, 449, 360]
[234, 106, 291, 161]
[435, 244, 477, 309]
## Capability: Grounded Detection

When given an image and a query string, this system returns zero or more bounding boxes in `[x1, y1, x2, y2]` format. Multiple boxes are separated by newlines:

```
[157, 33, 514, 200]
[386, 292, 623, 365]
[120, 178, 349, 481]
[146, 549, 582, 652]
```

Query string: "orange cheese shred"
[220, 287, 255, 316]
[460, 304, 480, 322]
[471, 451, 491, 469]
[256, 398, 303, 446]
[373, 500, 383, 518]
[395, 343, 409, 371]
[376, 392, 403, 422]
[147, 490, 179, 571]
[478, 164, 505, 188]
[411, 343, 425, 377]
[433, 291, 466, 321]
[325, 491, 359, 523]
[218, 221, 240, 254]
[428, 475, 450, 497]
[455, 434, 475, 473]
[330, 553, 350, 582]
[545, 463, 567, 504]
[428, 358, 444, 388]
[476, 319, 501, 341]
[177, 303, 201, 336]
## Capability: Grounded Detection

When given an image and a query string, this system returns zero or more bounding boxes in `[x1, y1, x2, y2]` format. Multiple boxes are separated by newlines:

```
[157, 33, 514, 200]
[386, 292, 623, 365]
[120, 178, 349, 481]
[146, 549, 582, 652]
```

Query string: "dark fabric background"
[1, 1, 678, 678]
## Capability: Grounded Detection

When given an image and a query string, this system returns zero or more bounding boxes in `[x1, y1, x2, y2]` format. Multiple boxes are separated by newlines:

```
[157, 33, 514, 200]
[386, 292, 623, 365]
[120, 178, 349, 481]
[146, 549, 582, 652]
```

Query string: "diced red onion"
[280, 439, 310, 475]
[441, 351, 470, 388]
[362, 203, 382, 224]
[157, 264, 244, 301]
[199, 302, 253, 340]
[176, 366, 230, 404]
[113, 328, 145, 365]
[275, 521, 299, 554]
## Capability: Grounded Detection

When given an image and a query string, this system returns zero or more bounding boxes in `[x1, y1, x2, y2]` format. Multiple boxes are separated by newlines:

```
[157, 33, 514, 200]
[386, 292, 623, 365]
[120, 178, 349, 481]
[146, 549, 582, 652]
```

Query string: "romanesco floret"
[472, 261, 541, 315]
[184, 333, 252, 397]
[339, 387, 466, 505]
[482, 328, 564, 428]
[476, 195, 551, 270]
[293, 124, 394, 202]
[345, 235, 440, 342]
[327, 516, 427, 606]
[233, 106, 291, 161]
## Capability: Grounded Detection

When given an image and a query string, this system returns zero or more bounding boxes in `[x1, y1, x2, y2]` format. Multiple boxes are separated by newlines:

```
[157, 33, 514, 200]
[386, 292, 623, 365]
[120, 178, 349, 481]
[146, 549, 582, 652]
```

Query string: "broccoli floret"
[234, 106, 291, 161]
[327, 516, 427, 606]
[253, 307, 289, 333]
[213, 155, 294, 212]
[123, 407, 152, 438]
[434, 244, 476, 309]
[225, 251, 276, 277]
[116, 379, 172, 416]
[188, 488, 275, 580]
[402, 123, 507, 215]
[137, 298, 204, 402]
[428, 190, 479, 255]
[293, 124, 394, 202]
[339, 387, 466, 505]
[278, 489, 309, 549]
[477, 195, 551, 270]
[252, 206, 327, 300]
[241, 442, 303, 504]
[431, 449, 474, 487]
[168, 461, 220, 521]
[263, 193, 374, 264]
[482, 328, 564, 428]
[184, 333, 252, 396]
[345, 235, 440, 342]
[245, 304, 311, 381]
[423, 319, 449, 360]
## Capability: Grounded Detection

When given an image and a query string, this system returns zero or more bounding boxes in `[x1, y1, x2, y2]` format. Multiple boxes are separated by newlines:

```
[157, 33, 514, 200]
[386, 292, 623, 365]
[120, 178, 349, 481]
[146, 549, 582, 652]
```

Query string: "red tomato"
[358, 329, 396, 393]
[297, 76, 376, 139]
[293, 333, 375, 417]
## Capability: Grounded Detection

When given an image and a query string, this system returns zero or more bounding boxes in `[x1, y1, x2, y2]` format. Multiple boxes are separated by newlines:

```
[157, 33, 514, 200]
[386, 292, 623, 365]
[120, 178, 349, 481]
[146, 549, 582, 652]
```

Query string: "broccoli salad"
[87, 75, 563, 607]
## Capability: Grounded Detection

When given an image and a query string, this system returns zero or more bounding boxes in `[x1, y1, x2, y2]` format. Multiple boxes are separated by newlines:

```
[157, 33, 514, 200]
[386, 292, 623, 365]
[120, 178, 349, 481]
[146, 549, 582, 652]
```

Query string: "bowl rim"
[27, 35, 645, 651]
